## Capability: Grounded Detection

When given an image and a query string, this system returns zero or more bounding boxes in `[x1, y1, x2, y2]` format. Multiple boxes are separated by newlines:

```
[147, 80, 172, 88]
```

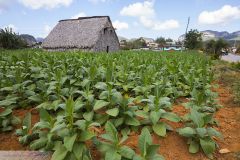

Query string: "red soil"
[0, 108, 39, 150]
[0, 83, 239, 160]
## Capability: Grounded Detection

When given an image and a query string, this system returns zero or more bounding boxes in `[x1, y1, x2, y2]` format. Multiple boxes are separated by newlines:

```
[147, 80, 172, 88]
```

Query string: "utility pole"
[181, 17, 190, 52]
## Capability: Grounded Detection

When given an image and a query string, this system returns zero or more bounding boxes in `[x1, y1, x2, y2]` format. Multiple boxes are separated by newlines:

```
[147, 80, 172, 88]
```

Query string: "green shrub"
[0, 27, 27, 49]
[204, 39, 229, 59]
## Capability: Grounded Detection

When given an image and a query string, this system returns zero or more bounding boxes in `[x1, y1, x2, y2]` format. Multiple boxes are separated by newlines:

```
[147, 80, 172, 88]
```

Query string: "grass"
[213, 60, 240, 105]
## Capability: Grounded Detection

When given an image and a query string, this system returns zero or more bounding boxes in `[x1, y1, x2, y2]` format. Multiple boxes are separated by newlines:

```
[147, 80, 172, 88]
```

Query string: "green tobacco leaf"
[152, 122, 166, 137]
[95, 82, 107, 90]
[105, 121, 118, 142]
[113, 118, 124, 127]
[0, 87, 13, 92]
[196, 128, 207, 138]
[79, 131, 95, 141]
[64, 134, 77, 152]
[83, 111, 93, 121]
[36, 102, 51, 109]
[119, 146, 135, 159]
[105, 152, 121, 160]
[189, 140, 200, 153]
[93, 100, 109, 111]
[0, 97, 18, 106]
[100, 133, 115, 142]
[74, 99, 84, 111]
[22, 112, 31, 133]
[150, 111, 160, 124]
[178, 127, 196, 137]
[73, 142, 85, 160]
[146, 144, 160, 158]
[33, 121, 51, 130]
[200, 137, 216, 158]
[51, 144, 68, 160]
[106, 108, 119, 117]
[207, 127, 222, 138]
[139, 128, 152, 157]
[135, 110, 149, 119]
[74, 120, 86, 130]
[30, 137, 48, 150]
[125, 116, 140, 126]
[190, 109, 204, 128]
[40, 108, 52, 123]
[28, 95, 42, 103]
[133, 155, 142, 160]
[159, 97, 171, 108]
[11, 116, 21, 126]
[112, 91, 123, 104]
[162, 112, 181, 122]
[51, 123, 66, 133]
[0, 108, 12, 117]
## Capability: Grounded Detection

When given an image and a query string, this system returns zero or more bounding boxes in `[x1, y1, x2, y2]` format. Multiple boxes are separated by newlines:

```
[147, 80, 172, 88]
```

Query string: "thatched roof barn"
[42, 16, 120, 52]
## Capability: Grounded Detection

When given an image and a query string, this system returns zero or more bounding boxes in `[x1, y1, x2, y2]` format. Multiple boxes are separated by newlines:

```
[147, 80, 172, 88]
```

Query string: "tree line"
[0, 28, 27, 49]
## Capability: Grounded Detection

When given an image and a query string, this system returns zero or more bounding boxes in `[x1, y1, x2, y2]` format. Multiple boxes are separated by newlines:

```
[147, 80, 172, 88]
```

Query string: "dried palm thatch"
[42, 16, 120, 52]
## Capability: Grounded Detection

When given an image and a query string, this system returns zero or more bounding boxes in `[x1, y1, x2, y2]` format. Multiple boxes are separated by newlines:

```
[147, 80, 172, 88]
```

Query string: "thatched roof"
[42, 16, 114, 49]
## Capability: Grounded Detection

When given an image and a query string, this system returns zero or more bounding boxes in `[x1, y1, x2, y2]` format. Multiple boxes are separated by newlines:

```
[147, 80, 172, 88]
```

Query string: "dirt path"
[214, 83, 240, 160]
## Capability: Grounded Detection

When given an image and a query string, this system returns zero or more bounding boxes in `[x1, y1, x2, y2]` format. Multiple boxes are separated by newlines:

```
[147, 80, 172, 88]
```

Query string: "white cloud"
[39, 24, 54, 37]
[140, 17, 179, 30]
[44, 25, 51, 33]
[120, 0, 180, 31]
[113, 20, 129, 30]
[71, 12, 87, 19]
[18, 0, 73, 9]
[120, 1, 155, 17]
[198, 5, 240, 25]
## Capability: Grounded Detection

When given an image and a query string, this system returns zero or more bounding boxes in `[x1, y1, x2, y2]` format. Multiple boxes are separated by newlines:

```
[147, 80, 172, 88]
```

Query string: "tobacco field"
[0, 50, 223, 160]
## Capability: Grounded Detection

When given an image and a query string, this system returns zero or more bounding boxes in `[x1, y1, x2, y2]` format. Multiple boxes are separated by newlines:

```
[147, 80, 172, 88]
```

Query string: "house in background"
[164, 41, 182, 51]
[42, 16, 120, 52]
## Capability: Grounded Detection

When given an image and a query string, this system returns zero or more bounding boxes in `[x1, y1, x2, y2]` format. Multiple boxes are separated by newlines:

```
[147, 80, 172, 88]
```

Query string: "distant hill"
[20, 34, 37, 46]
[118, 36, 156, 43]
[118, 36, 128, 42]
[36, 37, 44, 43]
[179, 30, 240, 42]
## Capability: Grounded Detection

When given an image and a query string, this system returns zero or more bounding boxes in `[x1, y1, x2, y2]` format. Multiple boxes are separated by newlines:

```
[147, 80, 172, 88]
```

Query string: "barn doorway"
[106, 46, 109, 53]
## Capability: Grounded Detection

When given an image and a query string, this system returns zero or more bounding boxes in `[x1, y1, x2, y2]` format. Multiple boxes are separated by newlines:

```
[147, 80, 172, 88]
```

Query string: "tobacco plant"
[98, 121, 135, 160]
[178, 109, 221, 158]
[133, 128, 164, 160]
[0, 107, 20, 132]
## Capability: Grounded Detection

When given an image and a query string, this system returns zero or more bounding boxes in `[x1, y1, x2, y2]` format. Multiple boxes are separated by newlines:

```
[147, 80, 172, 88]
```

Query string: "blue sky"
[0, 0, 240, 40]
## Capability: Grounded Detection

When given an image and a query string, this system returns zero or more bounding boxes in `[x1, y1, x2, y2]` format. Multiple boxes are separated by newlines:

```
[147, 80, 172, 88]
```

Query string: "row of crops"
[0, 49, 221, 160]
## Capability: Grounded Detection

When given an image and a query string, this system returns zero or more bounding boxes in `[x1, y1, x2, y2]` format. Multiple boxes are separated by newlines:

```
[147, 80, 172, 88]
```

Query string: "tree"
[205, 39, 216, 54]
[184, 29, 203, 50]
[121, 39, 147, 50]
[155, 37, 166, 45]
[155, 37, 166, 49]
[204, 38, 229, 59]
[165, 38, 173, 42]
[0, 27, 27, 49]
